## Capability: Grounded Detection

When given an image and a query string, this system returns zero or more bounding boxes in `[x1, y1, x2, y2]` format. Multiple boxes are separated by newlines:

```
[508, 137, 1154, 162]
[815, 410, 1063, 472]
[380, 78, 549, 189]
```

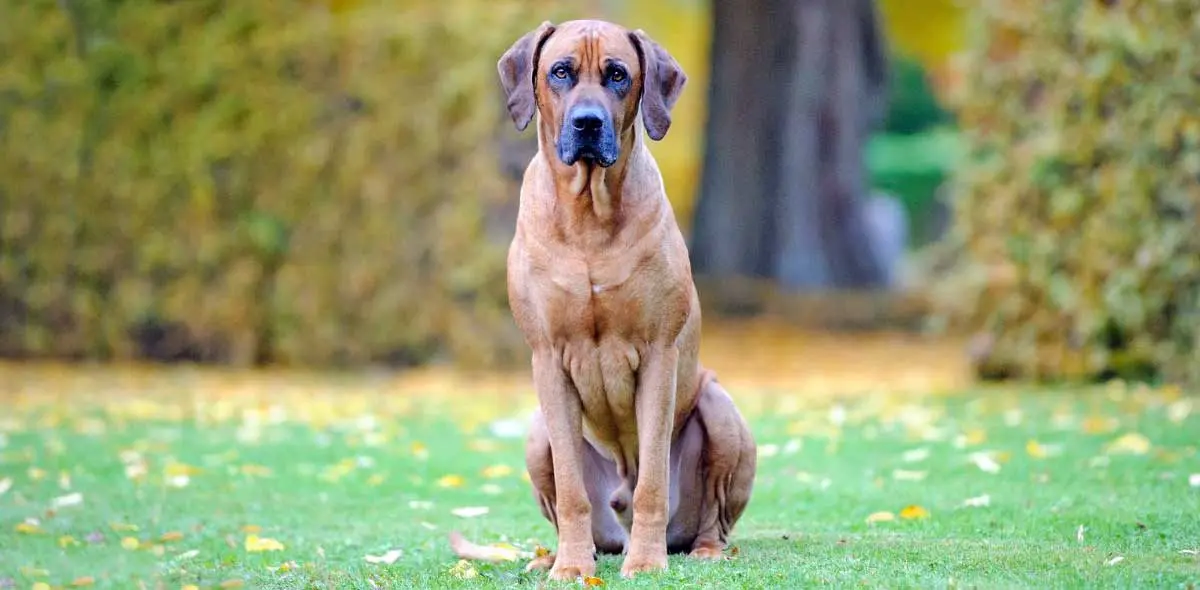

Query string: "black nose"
[571, 110, 604, 133]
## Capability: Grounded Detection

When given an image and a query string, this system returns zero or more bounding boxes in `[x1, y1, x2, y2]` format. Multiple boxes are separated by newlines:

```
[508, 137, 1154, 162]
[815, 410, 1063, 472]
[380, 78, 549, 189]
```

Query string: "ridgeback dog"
[497, 19, 757, 580]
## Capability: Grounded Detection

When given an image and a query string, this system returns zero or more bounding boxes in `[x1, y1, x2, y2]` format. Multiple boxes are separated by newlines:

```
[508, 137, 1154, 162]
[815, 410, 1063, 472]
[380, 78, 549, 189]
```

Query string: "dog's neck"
[536, 117, 647, 226]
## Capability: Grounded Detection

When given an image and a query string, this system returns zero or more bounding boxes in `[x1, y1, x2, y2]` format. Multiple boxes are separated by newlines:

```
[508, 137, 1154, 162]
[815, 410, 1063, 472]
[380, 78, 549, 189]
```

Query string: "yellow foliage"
[937, 1, 1200, 384]
[877, 0, 967, 67]
[0, 0, 576, 367]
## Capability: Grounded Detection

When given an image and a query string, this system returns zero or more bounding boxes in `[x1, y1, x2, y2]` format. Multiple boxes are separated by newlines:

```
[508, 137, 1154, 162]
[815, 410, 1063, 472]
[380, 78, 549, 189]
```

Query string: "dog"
[497, 19, 757, 580]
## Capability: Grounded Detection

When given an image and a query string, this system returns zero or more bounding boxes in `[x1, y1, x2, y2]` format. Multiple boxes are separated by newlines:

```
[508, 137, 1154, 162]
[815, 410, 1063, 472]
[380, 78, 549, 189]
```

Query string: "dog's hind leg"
[684, 369, 757, 559]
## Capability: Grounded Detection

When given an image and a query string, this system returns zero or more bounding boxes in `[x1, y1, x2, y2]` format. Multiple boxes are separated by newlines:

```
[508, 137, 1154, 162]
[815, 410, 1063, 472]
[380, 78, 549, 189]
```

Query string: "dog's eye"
[552, 65, 570, 79]
[609, 67, 626, 83]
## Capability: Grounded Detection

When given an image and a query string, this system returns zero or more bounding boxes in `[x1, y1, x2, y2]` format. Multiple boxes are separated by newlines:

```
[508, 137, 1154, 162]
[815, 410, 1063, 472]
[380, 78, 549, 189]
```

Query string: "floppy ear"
[497, 21, 556, 132]
[629, 29, 687, 141]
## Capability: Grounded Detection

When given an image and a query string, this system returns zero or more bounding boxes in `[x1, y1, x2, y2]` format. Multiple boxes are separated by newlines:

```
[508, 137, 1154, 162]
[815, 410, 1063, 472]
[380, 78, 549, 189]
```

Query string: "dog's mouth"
[575, 147, 618, 168]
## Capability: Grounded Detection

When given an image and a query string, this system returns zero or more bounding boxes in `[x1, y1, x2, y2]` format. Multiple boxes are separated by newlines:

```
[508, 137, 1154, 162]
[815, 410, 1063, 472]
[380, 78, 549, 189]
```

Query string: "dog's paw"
[620, 551, 668, 578]
[688, 543, 725, 560]
[548, 556, 595, 581]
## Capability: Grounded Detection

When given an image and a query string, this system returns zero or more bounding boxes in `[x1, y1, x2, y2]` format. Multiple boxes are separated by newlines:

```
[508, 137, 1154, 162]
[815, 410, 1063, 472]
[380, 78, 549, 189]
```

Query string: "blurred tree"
[690, 0, 890, 290]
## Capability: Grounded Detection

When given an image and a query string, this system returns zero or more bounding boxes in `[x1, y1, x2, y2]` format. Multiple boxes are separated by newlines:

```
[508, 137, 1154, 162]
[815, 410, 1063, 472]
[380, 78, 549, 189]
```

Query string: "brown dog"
[497, 19, 757, 580]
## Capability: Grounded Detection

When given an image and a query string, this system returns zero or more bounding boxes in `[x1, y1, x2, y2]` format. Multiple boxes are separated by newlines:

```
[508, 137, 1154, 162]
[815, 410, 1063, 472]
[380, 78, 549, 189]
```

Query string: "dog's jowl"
[497, 19, 757, 580]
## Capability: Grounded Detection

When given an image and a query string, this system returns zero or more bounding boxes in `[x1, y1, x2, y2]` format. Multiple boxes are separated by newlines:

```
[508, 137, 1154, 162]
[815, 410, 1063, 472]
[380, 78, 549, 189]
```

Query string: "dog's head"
[497, 20, 686, 168]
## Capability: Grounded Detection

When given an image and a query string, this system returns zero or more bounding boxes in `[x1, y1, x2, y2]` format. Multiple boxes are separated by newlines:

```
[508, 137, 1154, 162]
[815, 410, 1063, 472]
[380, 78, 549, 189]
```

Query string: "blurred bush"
[935, 0, 1200, 383]
[0, 0, 574, 367]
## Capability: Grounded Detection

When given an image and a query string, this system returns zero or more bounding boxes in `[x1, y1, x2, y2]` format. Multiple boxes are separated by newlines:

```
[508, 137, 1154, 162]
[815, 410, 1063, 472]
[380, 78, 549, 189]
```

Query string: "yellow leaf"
[1106, 433, 1151, 456]
[1026, 439, 1048, 459]
[437, 474, 465, 488]
[28, 466, 47, 480]
[71, 576, 96, 587]
[110, 522, 139, 532]
[900, 505, 931, 520]
[182, 586, 200, 590]
[32, 583, 51, 590]
[160, 531, 184, 542]
[245, 534, 286, 552]
[239, 464, 273, 477]
[241, 525, 262, 534]
[15, 522, 42, 534]
[866, 511, 896, 524]
[449, 559, 478, 579]
[1081, 416, 1119, 435]
[534, 545, 551, 558]
[219, 580, 245, 589]
[583, 575, 606, 587]
[367, 473, 386, 486]
[58, 535, 80, 548]
[164, 462, 202, 477]
[481, 464, 513, 479]
[121, 537, 141, 550]
[411, 442, 429, 460]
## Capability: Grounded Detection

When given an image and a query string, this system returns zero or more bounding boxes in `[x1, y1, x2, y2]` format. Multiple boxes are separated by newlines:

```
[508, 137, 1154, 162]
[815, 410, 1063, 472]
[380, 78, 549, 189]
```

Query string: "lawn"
[1, 361, 1198, 589]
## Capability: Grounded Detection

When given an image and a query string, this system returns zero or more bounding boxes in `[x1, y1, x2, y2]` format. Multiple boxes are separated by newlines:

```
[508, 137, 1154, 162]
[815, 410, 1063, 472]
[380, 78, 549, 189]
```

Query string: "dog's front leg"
[532, 350, 596, 580]
[621, 344, 678, 578]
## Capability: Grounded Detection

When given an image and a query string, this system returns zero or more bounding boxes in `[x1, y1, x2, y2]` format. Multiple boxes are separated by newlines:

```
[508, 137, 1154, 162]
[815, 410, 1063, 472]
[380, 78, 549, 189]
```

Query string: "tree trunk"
[690, 0, 890, 290]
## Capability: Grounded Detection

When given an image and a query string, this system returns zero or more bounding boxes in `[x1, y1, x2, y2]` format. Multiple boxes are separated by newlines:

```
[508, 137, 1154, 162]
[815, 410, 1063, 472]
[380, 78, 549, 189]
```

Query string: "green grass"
[1, 370, 1198, 589]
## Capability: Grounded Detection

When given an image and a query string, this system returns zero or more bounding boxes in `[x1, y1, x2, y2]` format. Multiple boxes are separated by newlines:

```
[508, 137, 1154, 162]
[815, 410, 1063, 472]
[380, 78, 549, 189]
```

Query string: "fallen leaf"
[219, 580, 245, 589]
[1106, 433, 1151, 456]
[20, 567, 49, 578]
[245, 535, 286, 552]
[583, 576, 606, 587]
[70, 576, 95, 587]
[1105, 555, 1124, 566]
[481, 464, 513, 478]
[437, 475, 465, 488]
[892, 469, 928, 482]
[1025, 440, 1048, 459]
[28, 467, 47, 481]
[182, 586, 200, 590]
[1081, 416, 1119, 434]
[1167, 399, 1192, 424]
[365, 549, 404, 565]
[900, 505, 931, 520]
[121, 537, 140, 550]
[411, 442, 429, 460]
[160, 531, 184, 542]
[1179, 549, 1198, 556]
[1077, 525, 1086, 543]
[51, 492, 84, 509]
[367, 474, 386, 487]
[32, 584, 50, 590]
[969, 452, 1002, 474]
[0, 477, 11, 495]
[85, 531, 105, 544]
[241, 525, 262, 534]
[1189, 474, 1200, 488]
[448, 531, 525, 562]
[408, 500, 433, 510]
[865, 511, 895, 524]
[449, 559, 478, 579]
[269, 561, 297, 573]
[178, 549, 201, 560]
[169, 475, 191, 488]
[757, 443, 780, 458]
[15, 522, 42, 534]
[961, 494, 991, 508]
[902, 448, 930, 463]
[534, 545, 551, 558]
[110, 522, 139, 532]
[450, 506, 489, 518]
[58, 535, 80, 548]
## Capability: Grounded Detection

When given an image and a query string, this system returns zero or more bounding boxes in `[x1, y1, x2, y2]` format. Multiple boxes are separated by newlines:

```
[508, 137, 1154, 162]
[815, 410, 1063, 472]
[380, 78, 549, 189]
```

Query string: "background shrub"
[0, 0, 574, 367]
[935, 0, 1200, 383]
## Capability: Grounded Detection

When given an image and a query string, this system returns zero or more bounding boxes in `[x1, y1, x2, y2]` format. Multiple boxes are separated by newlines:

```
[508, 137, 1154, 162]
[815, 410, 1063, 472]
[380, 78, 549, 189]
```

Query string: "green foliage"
[0, 0, 574, 367]
[881, 57, 952, 136]
[867, 128, 960, 246]
[936, 0, 1200, 383]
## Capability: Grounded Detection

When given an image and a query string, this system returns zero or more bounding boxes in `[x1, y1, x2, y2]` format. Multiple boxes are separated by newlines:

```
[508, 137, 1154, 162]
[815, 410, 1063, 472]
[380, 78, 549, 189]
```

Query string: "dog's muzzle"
[557, 104, 619, 168]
